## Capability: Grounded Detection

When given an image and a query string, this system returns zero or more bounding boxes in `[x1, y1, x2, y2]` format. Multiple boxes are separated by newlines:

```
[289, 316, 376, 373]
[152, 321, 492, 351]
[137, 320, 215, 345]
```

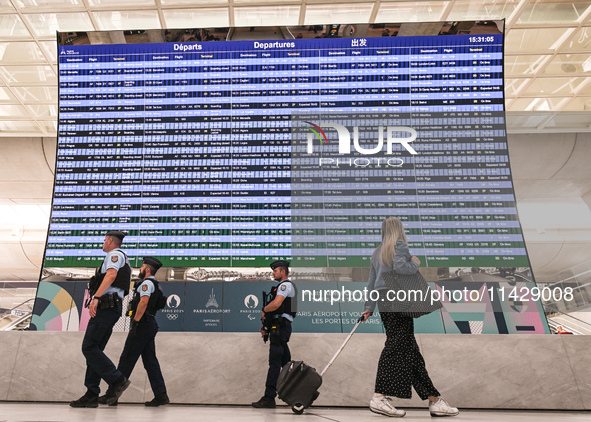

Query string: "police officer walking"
[70, 230, 132, 408]
[252, 260, 297, 408]
[99, 257, 170, 406]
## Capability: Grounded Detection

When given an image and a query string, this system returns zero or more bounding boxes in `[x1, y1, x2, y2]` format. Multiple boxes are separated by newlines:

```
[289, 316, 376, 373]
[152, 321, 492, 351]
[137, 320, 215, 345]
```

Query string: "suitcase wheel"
[292, 403, 305, 415]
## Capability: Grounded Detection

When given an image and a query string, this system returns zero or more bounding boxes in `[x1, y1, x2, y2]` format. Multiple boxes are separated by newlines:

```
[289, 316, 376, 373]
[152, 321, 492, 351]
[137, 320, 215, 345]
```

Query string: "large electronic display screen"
[49, 24, 524, 271]
[34, 23, 551, 334]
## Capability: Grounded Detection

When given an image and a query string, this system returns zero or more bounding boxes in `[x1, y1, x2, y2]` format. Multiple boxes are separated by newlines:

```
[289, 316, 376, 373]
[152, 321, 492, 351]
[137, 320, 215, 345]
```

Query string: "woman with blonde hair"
[361, 216, 458, 418]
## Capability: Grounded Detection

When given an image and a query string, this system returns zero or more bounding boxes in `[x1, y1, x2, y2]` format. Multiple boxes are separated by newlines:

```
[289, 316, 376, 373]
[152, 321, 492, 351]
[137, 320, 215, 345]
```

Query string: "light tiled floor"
[0, 403, 589, 422]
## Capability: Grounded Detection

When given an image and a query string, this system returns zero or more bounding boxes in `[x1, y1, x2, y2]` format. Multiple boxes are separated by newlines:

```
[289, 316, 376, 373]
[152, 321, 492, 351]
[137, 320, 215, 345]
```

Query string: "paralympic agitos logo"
[304, 122, 418, 167]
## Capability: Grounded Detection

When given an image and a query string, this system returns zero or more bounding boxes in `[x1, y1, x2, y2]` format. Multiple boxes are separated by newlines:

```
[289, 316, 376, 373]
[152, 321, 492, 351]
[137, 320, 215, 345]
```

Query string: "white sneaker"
[370, 396, 406, 418]
[429, 398, 459, 417]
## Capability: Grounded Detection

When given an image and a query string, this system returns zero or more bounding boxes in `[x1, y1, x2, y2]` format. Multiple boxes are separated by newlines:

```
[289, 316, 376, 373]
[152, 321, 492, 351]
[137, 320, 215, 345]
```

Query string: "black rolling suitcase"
[277, 317, 363, 414]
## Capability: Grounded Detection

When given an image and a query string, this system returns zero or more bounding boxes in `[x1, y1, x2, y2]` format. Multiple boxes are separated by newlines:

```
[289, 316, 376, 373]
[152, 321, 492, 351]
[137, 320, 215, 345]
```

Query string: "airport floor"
[0, 403, 589, 422]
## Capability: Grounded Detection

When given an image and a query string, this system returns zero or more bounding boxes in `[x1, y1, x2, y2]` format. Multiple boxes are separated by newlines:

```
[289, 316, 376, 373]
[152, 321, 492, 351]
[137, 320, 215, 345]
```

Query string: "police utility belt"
[85, 293, 121, 310]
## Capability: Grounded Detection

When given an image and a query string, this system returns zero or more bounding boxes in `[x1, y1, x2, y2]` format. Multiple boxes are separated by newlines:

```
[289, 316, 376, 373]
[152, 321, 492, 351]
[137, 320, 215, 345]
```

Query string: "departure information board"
[48, 33, 528, 269]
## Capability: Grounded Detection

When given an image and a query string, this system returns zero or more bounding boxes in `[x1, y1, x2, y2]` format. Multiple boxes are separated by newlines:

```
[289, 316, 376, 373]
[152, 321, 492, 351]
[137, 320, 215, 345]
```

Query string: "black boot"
[251, 395, 276, 408]
[98, 394, 118, 406]
[145, 392, 170, 407]
[69, 392, 98, 408]
[107, 376, 130, 405]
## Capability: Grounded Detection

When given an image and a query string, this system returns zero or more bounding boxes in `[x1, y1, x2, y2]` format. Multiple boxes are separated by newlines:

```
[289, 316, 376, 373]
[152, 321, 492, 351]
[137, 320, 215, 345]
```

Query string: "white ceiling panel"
[0, 42, 46, 64]
[13, 86, 57, 103]
[376, 2, 447, 23]
[24, 104, 58, 119]
[447, 0, 518, 21]
[0, 120, 41, 132]
[0, 0, 15, 12]
[0, 66, 56, 85]
[0, 15, 32, 40]
[162, 9, 229, 28]
[23, 13, 94, 38]
[234, 6, 300, 26]
[304, 4, 374, 25]
[509, 97, 568, 112]
[522, 77, 586, 96]
[562, 26, 591, 52]
[516, 1, 591, 25]
[14, 0, 85, 11]
[88, 0, 155, 7]
[0, 87, 18, 103]
[543, 54, 591, 76]
[506, 27, 574, 53]
[562, 96, 591, 111]
[0, 104, 32, 118]
[92, 10, 161, 30]
[505, 55, 550, 77]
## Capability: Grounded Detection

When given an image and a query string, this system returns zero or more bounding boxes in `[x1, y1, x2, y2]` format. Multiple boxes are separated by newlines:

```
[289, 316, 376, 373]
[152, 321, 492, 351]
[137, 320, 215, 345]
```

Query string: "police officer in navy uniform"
[70, 230, 131, 408]
[252, 260, 297, 408]
[99, 257, 170, 406]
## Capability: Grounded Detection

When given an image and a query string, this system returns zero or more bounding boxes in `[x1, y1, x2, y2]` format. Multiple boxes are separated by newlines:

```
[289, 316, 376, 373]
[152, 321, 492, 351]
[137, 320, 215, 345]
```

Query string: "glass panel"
[545, 112, 591, 129]
[508, 97, 567, 112]
[0, 120, 42, 133]
[37, 120, 57, 134]
[0, 15, 31, 39]
[15, 0, 85, 10]
[543, 54, 591, 75]
[561, 27, 591, 52]
[93, 11, 161, 31]
[447, 0, 518, 21]
[14, 86, 58, 103]
[505, 55, 550, 77]
[561, 96, 591, 111]
[504, 78, 529, 97]
[304, 4, 374, 25]
[521, 77, 585, 96]
[25, 104, 58, 119]
[517, 1, 591, 24]
[0, 87, 18, 103]
[89, 0, 154, 6]
[506, 28, 572, 53]
[234, 6, 299, 26]
[376, 2, 447, 22]
[24, 13, 94, 38]
[39, 41, 58, 64]
[0, 43, 46, 64]
[0, 0, 15, 12]
[577, 82, 591, 95]
[161, 0, 226, 4]
[505, 113, 550, 128]
[162, 9, 229, 28]
[0, 104, 29, 118]
[0, 66, 56, 85]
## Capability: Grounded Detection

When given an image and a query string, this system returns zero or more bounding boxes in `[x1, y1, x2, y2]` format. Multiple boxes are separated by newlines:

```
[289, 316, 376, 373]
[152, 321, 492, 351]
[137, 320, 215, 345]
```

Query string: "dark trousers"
[375, 310, 440, 400]
[107, 318, 166, 397]
[264, 320, 292, 398]
[82, 305, 123, 395]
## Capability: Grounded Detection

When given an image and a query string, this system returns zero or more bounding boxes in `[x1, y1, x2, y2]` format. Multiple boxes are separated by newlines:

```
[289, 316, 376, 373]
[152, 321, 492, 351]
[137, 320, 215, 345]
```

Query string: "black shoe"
[145, 392, 170, 407]
[98, 394, 118, 406]
[70, 392, 98, 408]
[251, 396, 276, 408]
[107, 376, 130, 405]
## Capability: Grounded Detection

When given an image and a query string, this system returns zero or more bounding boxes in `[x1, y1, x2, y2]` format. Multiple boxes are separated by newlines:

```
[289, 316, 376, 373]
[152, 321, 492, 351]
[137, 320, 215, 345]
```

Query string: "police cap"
[143, 257, 163, 271]
[105, 230, 126, 241]
[270, 260, 290, 270]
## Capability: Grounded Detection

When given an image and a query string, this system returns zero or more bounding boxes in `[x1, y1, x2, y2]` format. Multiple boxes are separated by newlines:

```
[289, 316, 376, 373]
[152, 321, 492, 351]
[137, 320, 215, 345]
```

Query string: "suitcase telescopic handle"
[319, 316, 364, 376]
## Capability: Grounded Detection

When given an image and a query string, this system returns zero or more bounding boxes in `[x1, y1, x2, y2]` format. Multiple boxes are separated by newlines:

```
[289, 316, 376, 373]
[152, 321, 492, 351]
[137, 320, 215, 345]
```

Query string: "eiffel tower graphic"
[205, 288, 219, 308]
